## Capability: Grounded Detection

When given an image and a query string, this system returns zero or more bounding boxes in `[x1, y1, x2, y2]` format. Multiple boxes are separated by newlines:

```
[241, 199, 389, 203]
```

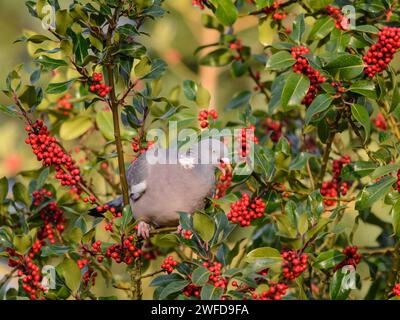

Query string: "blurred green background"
[0, 1, 393, 300]
[0, 0, 264, 299]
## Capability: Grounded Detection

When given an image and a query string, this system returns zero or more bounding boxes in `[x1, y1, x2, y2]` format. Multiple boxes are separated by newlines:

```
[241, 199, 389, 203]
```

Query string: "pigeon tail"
[88, 196, 124, 217]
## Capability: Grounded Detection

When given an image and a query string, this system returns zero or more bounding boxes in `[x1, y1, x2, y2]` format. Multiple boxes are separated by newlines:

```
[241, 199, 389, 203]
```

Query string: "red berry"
[363, 27, 400, 77]
[227, 193, 266, 227]
[281, 250, 308, 280]
[393, 283, 400, 297]
[253, 281, 288, 300]
[290, 46, 326, 106]
[335, 246, 361, 271]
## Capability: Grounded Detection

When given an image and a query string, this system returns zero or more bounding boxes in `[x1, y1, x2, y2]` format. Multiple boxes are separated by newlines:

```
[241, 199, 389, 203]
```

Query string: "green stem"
[317, 131, 335, 188]
[104, 3, 140, 300]
[104, 4, 129, 207]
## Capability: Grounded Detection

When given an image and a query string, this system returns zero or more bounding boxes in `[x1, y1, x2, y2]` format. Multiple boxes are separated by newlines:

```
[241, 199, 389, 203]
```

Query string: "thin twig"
[149, 227, 178, 236]
[317, 112, 341, 187]
[104, 4, 130, 207]
[139, 269, 164, 279]
[317, 131, 335, 188]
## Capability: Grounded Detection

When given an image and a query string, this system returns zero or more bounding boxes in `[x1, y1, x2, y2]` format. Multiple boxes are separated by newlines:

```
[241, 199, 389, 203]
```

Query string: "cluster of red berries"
[262, 2, 286, 21]
[55, 94, 73, 116]
[83, 195, 119, 223]
[335, 246, 362, 271]
[281, 250, 308, 280]
[262, 118, 282, 143]
[78, 241, 104, 267]
[89, 73, 111, 97]
[257, 268, 269, 277]
[25, 120, 83, 195]
[198, 109, 218, 128]
[252, 282, 288, 300]
[32, 189, 65, 244]
[94, 203, 123, 220]
[238, 125, 259, 158]
[325, 6, 349, 30]
[202, 261, 228, 288]
[229, 39, 245, 61]
[183, 283, 201, 297]
[82, 194, 96, 204]
[132, 137, 154, 161]
[363, 27, 400, 77]
[393, 283, 400, 297]
[103, 217, 115, 231]
[214, 160, 232, 199]
[7, 245, 46, 300]
[291, 46, 326, 106]
[320, 156, 351, 206]
[161, 256, 178, 274]
[142, 242, 161, 260]
[372, 113, 387, 131]
[331, 81, 345, 94]
[229, 39, 242, 51]
[227, 193, 266, 227]
[77, 258, 89, 269]
[320, 181, 349, 206]
[332, 156, 351, 179]
[82, 267, 97, 288]
[105, 235, 142, 265]
[30, 239, 44, 257]
[91, 240, 104, 262]
[182, 229, 193, 240]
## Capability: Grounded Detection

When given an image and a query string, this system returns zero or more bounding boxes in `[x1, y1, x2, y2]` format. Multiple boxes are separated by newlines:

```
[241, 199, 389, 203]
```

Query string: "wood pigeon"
[91, 138, 230, 238]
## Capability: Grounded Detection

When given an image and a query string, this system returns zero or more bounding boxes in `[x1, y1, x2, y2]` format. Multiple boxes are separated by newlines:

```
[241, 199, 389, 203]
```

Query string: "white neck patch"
[179, 156, 195, 169]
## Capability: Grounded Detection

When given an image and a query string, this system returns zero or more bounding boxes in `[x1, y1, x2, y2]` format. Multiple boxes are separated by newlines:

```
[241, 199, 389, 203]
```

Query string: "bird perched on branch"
[90, 138, 230, 239]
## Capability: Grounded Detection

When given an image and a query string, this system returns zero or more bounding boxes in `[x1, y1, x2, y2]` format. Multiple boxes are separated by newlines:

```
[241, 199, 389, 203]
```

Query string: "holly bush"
[1, 0, 400, 301]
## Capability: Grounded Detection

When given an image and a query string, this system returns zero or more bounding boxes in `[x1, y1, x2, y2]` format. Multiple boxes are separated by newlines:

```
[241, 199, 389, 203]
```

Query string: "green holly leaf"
[266, 51, 296, 70]
[35, 56, 68, 70]
[200, 283, 224, 300]
[46, 79, 76, 94]
[193, 213, 215, 242]
[349, 80, 377, 99]
[356, 176, 397, 211]
[211, 0, 237, 26]
[305, 94, 334, 125]
[314, 250, 345, 269]
[325, 54, 364, 80]
[281, 73, 310, 111]
[191, 266, 211, 286]
[351, 104, 371, 143]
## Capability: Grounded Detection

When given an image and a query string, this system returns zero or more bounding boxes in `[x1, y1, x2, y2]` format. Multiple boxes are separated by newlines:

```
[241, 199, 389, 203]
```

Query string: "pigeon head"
[187, 138, 230, 167]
